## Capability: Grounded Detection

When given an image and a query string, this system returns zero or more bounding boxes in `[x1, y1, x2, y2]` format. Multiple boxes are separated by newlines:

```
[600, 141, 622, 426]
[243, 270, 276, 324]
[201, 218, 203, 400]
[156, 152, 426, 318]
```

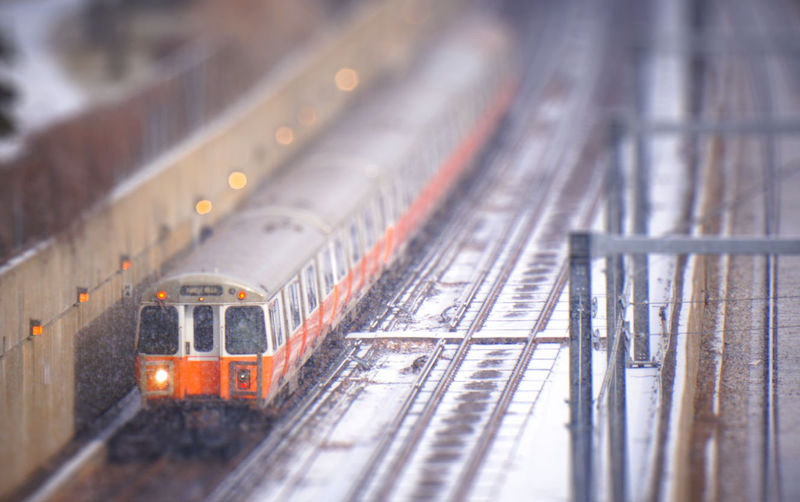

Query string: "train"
[134, 15, 517, 413]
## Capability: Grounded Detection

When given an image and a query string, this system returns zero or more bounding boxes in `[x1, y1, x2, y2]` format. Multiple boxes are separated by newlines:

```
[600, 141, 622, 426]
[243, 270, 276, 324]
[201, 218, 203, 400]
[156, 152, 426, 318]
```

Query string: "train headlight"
[154, 368, 169, 385]
[146, 365, 172, 392]
[141, 361, 174, 396]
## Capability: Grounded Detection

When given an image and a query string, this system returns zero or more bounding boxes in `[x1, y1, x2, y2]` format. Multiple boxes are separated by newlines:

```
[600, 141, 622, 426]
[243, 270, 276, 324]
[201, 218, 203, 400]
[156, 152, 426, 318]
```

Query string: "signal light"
[275, 126, 294, 146]
[237, 369, 251, 389]
[334, 67, 359, 92]
[77, 287, 89, 304]
[228, 171, 247, 190]
[30, 320, 42, 337]
[157, 290, 167, 301]
[195, 199, 213, 215]
[120, 255, 132, 271]
[237, 290, 247, 300]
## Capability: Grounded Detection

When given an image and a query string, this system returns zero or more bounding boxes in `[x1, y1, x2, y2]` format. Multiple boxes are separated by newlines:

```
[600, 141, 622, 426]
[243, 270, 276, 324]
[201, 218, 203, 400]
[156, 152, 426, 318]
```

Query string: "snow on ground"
[241, 0, 690, 497]
[515, 0, 689, 498]
[646, 0, 691, 500]
[0, 0, 88, 159]
[491, 344, 571, 502]
[249, 344, 433, 502]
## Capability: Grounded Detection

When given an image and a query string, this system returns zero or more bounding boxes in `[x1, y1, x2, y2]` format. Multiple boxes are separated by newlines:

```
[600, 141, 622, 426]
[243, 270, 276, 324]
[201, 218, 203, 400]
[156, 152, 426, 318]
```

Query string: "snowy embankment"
[0, 0, 88, 160]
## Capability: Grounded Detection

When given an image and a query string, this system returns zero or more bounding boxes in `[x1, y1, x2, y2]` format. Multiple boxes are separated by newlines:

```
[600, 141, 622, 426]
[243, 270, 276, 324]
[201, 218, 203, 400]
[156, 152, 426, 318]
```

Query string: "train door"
[183, 305, 221, 396]
[224, 305, 267, 401]
[268, 297, 288, 387]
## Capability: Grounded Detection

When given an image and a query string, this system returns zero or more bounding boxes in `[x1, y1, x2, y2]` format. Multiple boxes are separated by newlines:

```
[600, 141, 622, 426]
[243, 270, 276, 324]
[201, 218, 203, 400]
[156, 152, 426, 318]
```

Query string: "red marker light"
[157, 290, 167, 300]
[77, 288, 89, 304]
[238, 290, 247, 300]
[237, 369, 250, 389]
[120, 255, 132, 271]
[30, 320, 42, 336]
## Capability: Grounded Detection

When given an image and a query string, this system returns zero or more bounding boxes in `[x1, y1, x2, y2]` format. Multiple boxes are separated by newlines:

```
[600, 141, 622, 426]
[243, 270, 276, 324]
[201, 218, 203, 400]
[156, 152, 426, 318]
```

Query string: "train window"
[349, 220, 362, 265]
[269, 299, 285, 348]
[363, 206, 376, 248]
[286, 279, 303, 332]
[303, 262, 319, 313]
[333, 236, 348, 282]
[138, 306, 179, 354]
[193, 305, 214, 352]
[225, 307, 266, 354]
[319, 247, 335, 296]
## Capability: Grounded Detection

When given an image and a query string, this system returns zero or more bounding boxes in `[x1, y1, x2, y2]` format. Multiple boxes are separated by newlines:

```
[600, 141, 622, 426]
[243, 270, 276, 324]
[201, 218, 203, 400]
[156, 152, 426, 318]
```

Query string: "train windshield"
[138, 306, 179, 354]
[225, 307, 266, 354]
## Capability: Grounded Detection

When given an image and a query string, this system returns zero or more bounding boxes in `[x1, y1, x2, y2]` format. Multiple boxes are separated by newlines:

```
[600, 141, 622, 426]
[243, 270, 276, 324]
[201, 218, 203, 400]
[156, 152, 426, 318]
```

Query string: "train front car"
[133, 15, 518, 419]
[136, 275, 272, 408]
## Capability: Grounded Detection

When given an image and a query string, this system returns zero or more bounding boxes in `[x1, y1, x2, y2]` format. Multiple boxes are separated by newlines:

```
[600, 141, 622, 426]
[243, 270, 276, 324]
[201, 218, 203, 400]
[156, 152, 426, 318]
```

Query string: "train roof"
[153, 15, 513, 302]
[162, 212, 326, 298]
[248, 163, 374, 229]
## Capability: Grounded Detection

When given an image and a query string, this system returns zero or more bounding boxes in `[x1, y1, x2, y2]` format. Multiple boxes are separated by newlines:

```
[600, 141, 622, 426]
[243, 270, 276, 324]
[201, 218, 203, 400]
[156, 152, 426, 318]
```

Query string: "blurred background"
[0, 0, 356, 262]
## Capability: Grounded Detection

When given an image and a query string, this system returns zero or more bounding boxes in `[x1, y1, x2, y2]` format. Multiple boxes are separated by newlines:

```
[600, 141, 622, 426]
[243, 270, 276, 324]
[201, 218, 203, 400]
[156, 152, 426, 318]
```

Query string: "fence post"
[606, 121, 628, 501]
[633, 46, 651, 363]
[569, 232, 593, 502]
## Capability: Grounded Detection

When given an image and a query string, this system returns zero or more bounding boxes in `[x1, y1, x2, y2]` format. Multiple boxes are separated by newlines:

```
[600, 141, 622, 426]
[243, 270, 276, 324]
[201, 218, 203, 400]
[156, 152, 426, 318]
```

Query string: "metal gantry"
[567, 231, 800, 502]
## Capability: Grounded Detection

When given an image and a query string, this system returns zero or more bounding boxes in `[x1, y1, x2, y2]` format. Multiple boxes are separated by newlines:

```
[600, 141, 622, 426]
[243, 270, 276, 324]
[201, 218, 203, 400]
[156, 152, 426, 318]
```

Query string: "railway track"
[338, 3, 608, 501]
[727, 3, 782, 497]
[691, 1, 787, 500]
[201, 1, 613, 500]
[44, 332, 369, 502]
[672, 0, 792, 499]
[34, 0, 620, 500]
[206, 342, 372, 502]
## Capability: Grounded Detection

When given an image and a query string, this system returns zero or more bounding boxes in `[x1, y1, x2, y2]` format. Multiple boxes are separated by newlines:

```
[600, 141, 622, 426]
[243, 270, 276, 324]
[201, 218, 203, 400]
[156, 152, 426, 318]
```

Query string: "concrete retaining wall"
[0, 0, 462, 496]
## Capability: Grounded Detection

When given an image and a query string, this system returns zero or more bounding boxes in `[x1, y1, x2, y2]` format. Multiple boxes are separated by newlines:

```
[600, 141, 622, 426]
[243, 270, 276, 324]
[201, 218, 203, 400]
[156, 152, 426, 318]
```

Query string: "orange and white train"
[135, 16, 517, 409]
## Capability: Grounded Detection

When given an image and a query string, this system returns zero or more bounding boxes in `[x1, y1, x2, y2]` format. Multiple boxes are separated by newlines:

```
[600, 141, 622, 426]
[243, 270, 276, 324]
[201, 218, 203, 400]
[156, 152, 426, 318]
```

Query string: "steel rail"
[450, 111, 607, 499]
[345, 141, 562, 501]
[342, 337, 447, 501]
[355, 112, 586, 500]
[449, 261, 568, 501]
[367, 77, 522, 333]
[207, 341, 367, 502]
[372, 99, 551, 334]
[756, 3, 784, 498]
[346, 3, 595, 499]
[443, 106, 578, 333]
[378, 0, 581, 336]
[345, 195, 535, 501]
[729, 1, 783, 499]
[368, 145, 507, 332]
[346, 146, 562, 502]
